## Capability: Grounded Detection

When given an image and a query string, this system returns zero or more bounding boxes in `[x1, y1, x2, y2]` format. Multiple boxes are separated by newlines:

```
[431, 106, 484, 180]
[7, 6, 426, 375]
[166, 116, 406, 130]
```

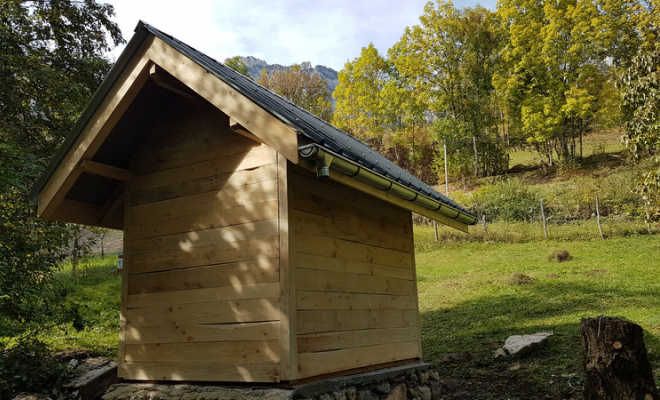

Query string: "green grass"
[44, 254, 122, 357]
[415, 226, 660, 396]
[508, 130, 625, 167]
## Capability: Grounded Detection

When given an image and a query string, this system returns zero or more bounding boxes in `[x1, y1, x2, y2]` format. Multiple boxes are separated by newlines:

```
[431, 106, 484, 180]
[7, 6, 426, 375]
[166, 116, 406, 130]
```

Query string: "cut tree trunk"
[581, 317, 659, 400]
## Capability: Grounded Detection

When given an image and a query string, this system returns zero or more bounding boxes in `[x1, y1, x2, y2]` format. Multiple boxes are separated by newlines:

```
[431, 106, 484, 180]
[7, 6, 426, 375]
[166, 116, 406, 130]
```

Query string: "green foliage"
[391, 2, 508, 177]
[458, 177, 540, 222]
[224, 56, 251, 78]
[622, 30, 660, 219]
[0, 0, 123, 390]
[0, 336, 69, 397]
[258, 64, 333, 121]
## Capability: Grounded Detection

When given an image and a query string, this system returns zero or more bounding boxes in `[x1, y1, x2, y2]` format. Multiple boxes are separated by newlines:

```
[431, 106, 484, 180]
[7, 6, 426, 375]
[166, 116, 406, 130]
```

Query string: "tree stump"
[581, 317, 659, 400]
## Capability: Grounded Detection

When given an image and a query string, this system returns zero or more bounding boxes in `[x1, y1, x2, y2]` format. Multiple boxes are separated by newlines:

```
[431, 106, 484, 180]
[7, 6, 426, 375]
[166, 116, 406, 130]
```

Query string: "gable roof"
[31, 21, 477, 230]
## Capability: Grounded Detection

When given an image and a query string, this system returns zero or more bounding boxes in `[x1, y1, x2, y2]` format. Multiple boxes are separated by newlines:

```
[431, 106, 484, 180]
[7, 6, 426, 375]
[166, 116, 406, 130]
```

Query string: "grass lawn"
[415, 225, 660, 397]
[45, 255, 122, 358]
[33, 224, 660, 398]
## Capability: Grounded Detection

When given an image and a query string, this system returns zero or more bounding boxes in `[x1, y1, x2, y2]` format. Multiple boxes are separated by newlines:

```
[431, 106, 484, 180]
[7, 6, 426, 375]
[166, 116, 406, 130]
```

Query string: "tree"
[0, 0, 123, 339]
[622, 29, 660, 220]
[390, 1, 508, 177]
[224, 56, 251, 78]
[494, 0, 639, 165]
[257, 64, 333, 121]
[333, 44, 394, 147]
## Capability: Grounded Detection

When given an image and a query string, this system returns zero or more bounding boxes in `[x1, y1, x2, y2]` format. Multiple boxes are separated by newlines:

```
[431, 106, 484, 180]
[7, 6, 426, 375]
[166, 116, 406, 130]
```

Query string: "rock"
[417, 386, 432, 400]
[68, 358, 79, 368]
[63, 358, 118, 400]
[333, 391, 346, 400]
[427, 370, 439, 382]
[375, 381, 391, 394]
[345, 386, 356, 400]
[357, 390, 378, 400]
[503, 332, 553, 357]
[13, 394, 52, 400]
[494, 348, 508, 358]
[419, 372, 429, 384]
[429, 383, 443, 400]
[406, 387, 417, 399]
[319, 394, 333, 400]
[385, 384, 407, 400]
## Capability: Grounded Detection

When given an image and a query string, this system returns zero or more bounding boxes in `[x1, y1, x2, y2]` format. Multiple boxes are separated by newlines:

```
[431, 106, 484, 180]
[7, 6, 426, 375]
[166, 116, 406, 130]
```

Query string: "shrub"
[458, 177, 541, 222]
[0, 336, 69, 398]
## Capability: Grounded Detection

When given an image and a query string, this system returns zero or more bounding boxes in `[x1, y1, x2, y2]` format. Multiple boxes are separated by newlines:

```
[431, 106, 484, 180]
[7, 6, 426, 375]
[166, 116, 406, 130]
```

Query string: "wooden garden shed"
[31, 22, 477, 384]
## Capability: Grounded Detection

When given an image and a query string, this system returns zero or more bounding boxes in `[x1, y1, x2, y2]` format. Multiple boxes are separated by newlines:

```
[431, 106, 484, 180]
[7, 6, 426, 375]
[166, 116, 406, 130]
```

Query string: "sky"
[105, 0, 497, 71]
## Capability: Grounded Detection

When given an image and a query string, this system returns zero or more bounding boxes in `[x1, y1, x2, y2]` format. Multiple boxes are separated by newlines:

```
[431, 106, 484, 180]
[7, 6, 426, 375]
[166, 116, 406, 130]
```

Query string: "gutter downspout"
[299, 144, 478, 226]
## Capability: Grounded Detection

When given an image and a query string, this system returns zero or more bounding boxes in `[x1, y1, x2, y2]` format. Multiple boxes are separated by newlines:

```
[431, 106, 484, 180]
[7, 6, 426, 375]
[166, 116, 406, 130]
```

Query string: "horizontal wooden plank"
[126, 297, 279, 328]
[129, 235, 280, 274]
[296, 252, 413, 279]
[130, 99, 227, 153]
[131, 143, 276, 192]
[131, 129, 262, 175]
[131, 162, 277, 206]
[120, 361, 280, 382]
[297, 327, 419, 353]
[130, 218, 278, 255]
[128, 259, 279, 296]
[297, 341, 419, 379]
[129, 199, 279, 240]
[292, 188, 413, 241]
[125, 321, 280, 344]
[296, 269, 414, 297]
[296, 233, 413, 270]
[291, 209, 413, 253]
[297, 309, 418, 335]
[296, 291, 415, 311]
[290, 167, 411, 224]
[130, 178, 278, 225]
[125, 340, 280, 362]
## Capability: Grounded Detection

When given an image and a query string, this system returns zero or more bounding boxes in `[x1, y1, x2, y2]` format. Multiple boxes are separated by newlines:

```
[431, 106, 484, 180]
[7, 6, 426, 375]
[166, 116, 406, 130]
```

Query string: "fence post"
[644, 203, 652, 234]
[482, 214, 487, 234]
[596, 195, 604, 239]
[540, 199, 548, 239]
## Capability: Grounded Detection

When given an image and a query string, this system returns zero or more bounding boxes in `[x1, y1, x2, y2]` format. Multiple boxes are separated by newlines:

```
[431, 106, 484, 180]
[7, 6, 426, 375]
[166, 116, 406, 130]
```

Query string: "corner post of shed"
[277, 152, 297, 381]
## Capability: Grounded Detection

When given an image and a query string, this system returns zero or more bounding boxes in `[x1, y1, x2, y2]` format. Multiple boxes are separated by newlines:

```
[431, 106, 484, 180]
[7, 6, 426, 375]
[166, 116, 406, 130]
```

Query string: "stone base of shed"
[102, 363, 444, 400]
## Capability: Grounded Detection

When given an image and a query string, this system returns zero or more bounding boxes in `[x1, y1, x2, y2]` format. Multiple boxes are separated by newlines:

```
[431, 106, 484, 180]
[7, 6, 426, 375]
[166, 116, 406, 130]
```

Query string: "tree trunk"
[581, 317, 659, 400]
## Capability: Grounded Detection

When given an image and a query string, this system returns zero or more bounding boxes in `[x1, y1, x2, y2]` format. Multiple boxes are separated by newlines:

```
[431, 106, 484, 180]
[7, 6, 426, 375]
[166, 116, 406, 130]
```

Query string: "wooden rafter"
[80, 160, 134, 182]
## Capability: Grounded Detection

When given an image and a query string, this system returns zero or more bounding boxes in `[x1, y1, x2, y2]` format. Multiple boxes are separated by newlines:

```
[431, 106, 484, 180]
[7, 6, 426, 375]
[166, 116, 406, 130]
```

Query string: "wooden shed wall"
[119, 99, 281, 382]
[287, 165, 421, 380]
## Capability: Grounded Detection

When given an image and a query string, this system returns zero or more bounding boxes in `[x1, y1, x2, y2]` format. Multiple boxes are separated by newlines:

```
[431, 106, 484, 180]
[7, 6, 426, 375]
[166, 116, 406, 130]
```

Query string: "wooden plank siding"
[119, 98, 281, 382]
[287, 164, 421, 380]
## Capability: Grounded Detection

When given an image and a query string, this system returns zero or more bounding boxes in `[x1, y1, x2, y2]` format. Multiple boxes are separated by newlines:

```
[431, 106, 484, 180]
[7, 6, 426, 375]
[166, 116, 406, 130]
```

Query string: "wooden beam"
[37, 37, 155, 219]
[278, 154, 297, 381]
[299, 160, 469, 233]
[148, 37, 300, 163]
[80, 160, 134, 182]
[149, 64, 199, 101]
[229, 117, 262, 143]
[47, 199, 101, 226]
[98, 183, 125, 229]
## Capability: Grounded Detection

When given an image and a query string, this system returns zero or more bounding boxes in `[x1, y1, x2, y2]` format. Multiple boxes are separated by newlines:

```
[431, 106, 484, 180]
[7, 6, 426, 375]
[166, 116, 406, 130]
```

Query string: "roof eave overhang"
[298, 144, 477, 232]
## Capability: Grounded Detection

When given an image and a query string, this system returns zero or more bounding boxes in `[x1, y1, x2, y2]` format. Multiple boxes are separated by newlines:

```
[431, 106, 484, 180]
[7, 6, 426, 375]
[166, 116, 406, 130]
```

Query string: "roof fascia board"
[148, 37, 300, 163]
[297, 160, 469, 233]
[37, 37, 155, 218]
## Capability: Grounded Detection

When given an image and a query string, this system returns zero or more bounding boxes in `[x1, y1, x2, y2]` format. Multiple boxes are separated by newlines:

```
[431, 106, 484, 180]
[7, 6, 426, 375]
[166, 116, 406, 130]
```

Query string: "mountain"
[230, 56, 339, 95]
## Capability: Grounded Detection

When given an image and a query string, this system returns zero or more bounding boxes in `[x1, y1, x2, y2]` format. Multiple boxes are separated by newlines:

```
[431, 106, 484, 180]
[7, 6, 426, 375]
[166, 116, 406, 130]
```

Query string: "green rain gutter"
[298, 144, 478, 225]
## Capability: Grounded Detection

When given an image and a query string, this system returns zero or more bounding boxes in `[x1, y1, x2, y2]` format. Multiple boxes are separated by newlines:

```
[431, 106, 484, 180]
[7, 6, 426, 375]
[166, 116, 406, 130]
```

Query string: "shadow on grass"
[420, 279, 660, 399]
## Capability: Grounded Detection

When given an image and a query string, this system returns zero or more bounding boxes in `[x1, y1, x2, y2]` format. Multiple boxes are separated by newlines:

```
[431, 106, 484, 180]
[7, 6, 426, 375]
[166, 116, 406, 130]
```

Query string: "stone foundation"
[102, 363, 444, 400]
